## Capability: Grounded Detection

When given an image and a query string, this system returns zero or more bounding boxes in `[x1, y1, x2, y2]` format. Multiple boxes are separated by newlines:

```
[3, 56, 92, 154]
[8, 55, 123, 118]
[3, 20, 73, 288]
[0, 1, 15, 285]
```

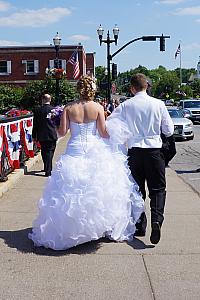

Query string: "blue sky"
[0, 0, 200, 72]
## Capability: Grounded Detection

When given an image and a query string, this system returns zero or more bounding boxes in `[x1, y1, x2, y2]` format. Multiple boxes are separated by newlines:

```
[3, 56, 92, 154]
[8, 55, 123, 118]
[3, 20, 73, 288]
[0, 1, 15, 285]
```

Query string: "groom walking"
[110, 73, 174, 244]
[32, 94, 58, 177]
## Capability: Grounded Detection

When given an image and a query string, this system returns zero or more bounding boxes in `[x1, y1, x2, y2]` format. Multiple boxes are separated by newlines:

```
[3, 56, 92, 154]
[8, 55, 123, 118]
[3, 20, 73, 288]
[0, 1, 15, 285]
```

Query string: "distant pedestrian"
[114, 99, 120, 107]
[32, 94, 57, 177]
[107, 99, 116, 116]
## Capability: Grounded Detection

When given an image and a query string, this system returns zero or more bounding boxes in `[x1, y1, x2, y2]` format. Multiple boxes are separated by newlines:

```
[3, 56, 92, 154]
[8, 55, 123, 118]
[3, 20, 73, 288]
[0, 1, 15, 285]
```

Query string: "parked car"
[167, 107, 194, 140]
[182, 108, 192, 119]
[178, 99, 200, 123]
[161, 99, 174, 106]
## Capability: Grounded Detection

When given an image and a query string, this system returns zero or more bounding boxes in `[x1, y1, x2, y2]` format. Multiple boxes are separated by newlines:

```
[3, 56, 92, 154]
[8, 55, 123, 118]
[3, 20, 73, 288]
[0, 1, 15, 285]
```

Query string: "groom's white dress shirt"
[110, 91, 174, 149]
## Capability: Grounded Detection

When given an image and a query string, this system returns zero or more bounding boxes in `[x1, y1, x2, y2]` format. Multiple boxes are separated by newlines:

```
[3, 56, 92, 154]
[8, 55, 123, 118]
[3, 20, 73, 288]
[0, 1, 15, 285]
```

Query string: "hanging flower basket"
[46, 68, 66, 79]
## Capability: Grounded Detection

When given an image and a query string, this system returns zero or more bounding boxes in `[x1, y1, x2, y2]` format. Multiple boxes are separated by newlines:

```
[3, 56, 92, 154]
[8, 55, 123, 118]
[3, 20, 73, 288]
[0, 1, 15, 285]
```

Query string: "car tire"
[187, 135, 194, 140]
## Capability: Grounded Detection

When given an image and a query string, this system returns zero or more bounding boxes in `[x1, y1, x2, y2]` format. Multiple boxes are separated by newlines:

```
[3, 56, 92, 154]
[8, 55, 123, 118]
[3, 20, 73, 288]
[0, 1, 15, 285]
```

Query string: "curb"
[0, 152, 42, 198]
[0, 136, 66, 199]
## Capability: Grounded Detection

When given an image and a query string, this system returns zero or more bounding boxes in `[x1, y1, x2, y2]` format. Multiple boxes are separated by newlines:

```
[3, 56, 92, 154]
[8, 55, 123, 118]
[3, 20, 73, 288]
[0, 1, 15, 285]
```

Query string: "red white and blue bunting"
[0, 116, 34, 169]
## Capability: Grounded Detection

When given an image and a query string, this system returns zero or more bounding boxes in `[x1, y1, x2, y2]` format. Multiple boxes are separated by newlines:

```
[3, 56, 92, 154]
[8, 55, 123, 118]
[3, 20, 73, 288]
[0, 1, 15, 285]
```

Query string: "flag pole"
[179, 41, 182, 86]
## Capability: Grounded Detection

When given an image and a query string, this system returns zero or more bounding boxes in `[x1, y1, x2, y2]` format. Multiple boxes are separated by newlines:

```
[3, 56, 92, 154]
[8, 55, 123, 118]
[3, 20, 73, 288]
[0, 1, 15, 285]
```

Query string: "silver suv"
[178, 99, 200, 123]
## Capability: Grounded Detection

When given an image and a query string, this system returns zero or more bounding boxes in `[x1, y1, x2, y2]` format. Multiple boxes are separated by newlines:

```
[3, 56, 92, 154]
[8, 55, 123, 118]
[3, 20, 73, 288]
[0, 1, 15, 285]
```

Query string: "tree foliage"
[190, 79, 200, 98]
[151, 71, 180, 99]
[0, 85, 24, 113]
[95, 64, 199, 101]
[95, 66, 108, 98]
[0, 77, 78, 113]
[20, 78, 78, 110]
[174, 68, 196, 83]
[0, 65, 199, 113]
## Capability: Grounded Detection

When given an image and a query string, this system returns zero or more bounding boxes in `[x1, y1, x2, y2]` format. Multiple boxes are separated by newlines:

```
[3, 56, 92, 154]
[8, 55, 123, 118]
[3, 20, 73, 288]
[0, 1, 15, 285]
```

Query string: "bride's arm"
[57, 107, 69, 137]
[97, 105, 109, 138]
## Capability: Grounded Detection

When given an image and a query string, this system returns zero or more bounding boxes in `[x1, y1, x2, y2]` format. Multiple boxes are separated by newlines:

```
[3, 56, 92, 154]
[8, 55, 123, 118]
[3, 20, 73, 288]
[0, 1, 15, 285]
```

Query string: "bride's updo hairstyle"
[77, 75, 96, 101]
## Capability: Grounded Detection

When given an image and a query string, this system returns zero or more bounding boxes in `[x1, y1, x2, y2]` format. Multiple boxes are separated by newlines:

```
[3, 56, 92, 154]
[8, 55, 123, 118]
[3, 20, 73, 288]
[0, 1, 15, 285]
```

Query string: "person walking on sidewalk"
[108, 73, 174, 244]
[32, 94, 57, 177]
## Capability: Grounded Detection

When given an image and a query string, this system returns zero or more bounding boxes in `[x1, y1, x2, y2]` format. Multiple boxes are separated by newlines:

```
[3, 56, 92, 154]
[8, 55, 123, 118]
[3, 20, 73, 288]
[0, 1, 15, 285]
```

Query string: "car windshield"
[184, 101, 200, 108]
[168, 109, 184, 118]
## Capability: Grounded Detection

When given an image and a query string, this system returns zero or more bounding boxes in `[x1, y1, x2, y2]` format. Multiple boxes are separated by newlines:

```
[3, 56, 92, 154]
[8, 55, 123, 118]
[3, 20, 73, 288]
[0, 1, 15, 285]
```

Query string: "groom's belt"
[128, 147, 161, 151]
[127, 135, 162, 148]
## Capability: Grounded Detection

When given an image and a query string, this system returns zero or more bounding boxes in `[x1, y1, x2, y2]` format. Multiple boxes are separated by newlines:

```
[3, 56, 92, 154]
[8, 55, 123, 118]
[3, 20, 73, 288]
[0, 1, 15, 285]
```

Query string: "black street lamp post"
[104, 68, 108, 100]
[97, 25, 119, 104]
[53, 32, 61, 105]
[97, 25, 170, 103]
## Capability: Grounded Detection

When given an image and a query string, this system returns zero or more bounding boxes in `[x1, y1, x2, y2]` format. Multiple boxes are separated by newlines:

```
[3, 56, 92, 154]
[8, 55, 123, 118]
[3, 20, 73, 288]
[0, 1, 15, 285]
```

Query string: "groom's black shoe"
[150, 222, 161, 244]
[45, 172, 51, 177]
[134, 229, 146, 237]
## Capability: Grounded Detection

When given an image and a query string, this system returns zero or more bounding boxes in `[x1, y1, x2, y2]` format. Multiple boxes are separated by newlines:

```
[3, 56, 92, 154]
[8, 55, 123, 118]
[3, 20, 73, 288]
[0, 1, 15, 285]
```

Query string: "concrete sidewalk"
[0, 136, 200, 300]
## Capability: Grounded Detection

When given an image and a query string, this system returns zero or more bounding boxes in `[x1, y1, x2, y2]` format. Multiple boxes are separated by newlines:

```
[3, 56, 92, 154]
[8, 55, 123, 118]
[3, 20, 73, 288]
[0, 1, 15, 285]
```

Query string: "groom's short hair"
[42, 94, 51, 104]
[130, 73, 148, 92]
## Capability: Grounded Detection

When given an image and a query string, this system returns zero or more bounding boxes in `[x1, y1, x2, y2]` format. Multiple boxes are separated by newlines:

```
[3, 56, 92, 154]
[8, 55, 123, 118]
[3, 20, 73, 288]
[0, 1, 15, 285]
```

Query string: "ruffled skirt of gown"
[29, 121, 144, 250]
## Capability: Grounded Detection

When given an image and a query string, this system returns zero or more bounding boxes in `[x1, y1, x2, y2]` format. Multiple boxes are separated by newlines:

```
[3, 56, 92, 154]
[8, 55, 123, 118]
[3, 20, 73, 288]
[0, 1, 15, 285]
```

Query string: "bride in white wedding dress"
[29, 75, 144, 250]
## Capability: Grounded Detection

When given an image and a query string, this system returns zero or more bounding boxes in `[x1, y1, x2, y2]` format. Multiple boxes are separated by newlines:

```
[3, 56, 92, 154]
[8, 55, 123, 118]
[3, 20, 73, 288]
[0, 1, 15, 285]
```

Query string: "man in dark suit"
[32, 94, 57, 177]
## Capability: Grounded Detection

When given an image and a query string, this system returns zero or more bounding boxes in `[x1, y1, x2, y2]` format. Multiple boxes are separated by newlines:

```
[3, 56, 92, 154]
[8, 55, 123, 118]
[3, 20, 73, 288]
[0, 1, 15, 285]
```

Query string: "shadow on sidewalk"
[176, 169, 199, 174]
[0, 228, 107, 256]
[24, 168, 46, 177]
[127, 238, 155, 250]
[0, 228, 154, 255]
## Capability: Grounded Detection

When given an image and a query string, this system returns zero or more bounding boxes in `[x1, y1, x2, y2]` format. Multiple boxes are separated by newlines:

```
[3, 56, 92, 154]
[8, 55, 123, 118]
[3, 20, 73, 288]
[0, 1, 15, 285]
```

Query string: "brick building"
[0, 45, 95, 86]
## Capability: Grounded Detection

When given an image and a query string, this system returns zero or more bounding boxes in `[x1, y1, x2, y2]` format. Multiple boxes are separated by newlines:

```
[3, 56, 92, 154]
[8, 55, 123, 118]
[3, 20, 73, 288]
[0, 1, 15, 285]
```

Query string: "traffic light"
[160, 35, 165, 51]
[112, 63, 117, 80]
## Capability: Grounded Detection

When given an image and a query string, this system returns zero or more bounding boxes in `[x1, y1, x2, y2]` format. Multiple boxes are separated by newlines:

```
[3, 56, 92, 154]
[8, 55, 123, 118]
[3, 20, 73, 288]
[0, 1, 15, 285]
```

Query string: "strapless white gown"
[29, 120, 144, 250]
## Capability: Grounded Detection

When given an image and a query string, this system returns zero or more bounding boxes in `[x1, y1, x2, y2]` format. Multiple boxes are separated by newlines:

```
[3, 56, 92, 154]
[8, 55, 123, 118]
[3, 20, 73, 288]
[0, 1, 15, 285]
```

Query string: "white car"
[178, 99, 200, 123]
[167, 107, 194, 140]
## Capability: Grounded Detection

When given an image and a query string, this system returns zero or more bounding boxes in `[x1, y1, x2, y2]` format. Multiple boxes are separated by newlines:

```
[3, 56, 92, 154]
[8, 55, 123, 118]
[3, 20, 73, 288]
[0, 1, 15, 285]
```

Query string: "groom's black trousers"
[128, 147, 166, 231]
[40, 141, 57, 175]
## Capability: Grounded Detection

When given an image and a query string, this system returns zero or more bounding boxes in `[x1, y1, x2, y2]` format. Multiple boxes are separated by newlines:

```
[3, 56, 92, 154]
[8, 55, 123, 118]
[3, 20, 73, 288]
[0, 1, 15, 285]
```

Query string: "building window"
[22, 60, 39, 74]
[54, 59, 62, 69]
[26, 60, 35, 73]
[49, 59, 66, 70]
[0, 60, 11, 74]
[0, 61, 7, 73]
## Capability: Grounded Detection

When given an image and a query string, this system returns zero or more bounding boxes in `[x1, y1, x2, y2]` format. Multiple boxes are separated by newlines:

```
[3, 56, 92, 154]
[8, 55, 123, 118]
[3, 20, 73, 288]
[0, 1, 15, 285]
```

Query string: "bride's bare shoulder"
[94, 101, 104, 110]
[90, 101, 102, 107]
[64, 100, 80, 109]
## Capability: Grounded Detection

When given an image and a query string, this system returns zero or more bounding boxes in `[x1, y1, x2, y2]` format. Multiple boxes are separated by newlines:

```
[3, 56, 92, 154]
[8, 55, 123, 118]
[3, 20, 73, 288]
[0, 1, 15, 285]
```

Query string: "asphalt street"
[170, 124, 200, 195]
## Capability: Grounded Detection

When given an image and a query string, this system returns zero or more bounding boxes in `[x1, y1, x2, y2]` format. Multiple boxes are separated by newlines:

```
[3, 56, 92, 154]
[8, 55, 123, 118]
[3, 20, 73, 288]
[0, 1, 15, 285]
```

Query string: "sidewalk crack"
[142, 254, 155, 300]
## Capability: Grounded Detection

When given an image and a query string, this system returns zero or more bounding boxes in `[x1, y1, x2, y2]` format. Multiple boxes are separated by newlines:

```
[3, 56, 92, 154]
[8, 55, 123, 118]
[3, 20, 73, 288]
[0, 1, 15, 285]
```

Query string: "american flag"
[68, 51, 80, 79]
[175, 44, 181, 59]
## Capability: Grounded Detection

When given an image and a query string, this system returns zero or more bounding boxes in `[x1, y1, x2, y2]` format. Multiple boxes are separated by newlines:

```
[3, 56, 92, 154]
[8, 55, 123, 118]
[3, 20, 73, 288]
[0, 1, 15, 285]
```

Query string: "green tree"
[0, 85, 24, 113]
[95, 66, 107, 83]
[152, 71, 180, 99]
[21, 78, 77, 110]
[174, 68, 196, 83]
[130, 65, 150, 77]
[190, 79, 200, 97]
[95, 66, 108, 98]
